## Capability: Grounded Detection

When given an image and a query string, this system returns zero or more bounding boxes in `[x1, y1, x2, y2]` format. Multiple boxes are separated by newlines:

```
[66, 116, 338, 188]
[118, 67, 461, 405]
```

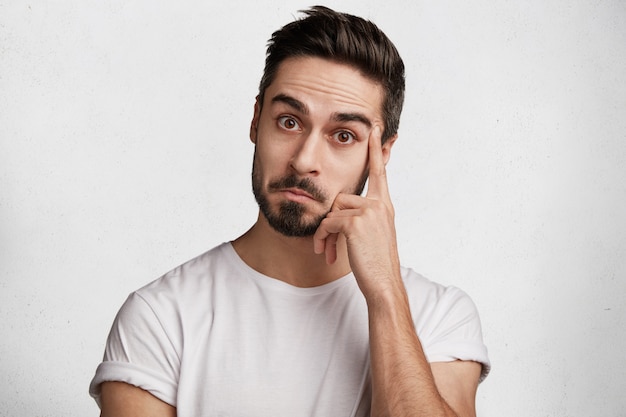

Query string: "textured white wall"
[1, 1, 625, 416]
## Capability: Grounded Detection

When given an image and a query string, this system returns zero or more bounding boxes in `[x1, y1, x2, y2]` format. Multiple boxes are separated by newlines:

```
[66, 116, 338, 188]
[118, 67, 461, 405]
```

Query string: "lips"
[284, 187, 314, 198]
[280, 187, 317, 202]
[268, 175, 326, 202]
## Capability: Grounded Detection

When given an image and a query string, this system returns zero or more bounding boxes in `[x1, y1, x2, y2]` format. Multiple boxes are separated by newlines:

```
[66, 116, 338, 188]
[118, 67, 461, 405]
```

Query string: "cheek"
[254, 141, 291, 181]
[327, 154, 368, 191]
[345, 147, 369, 174]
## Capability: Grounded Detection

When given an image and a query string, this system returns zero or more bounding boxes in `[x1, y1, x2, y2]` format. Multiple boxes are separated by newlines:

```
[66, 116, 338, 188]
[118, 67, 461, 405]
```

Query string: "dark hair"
[258, 6, 405, 143]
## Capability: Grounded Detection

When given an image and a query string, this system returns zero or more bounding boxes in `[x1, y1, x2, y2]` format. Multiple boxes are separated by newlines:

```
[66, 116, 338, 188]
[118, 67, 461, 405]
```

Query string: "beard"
[251, 152, 369, 237]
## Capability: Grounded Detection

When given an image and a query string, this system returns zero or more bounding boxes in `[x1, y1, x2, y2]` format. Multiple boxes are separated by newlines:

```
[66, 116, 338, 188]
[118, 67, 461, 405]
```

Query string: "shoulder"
[133, 242, 239, 302]
[102, 243, 244, 362]
[112, 242, 247, 333]
[401, 267, 490, 380]
[400, 266, 479, 318]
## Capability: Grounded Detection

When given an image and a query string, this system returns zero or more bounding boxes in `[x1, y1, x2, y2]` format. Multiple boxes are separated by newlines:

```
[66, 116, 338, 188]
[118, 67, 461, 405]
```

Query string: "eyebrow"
[271, 93, 373, 129]
[271, 94, 309, 115]
[330, 112, 372, 129]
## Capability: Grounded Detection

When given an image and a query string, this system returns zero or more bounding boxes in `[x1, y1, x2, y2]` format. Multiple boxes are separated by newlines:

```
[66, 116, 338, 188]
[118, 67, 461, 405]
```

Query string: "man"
[90, 6, 490, 416]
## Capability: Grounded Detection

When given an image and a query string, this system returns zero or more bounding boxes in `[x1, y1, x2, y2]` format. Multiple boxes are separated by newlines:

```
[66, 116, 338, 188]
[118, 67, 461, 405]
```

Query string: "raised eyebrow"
[271, 94, 309, 115]
[331, 112, 372, 129]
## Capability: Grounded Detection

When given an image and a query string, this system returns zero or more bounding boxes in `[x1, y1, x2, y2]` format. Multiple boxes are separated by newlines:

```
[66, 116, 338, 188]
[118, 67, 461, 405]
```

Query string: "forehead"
[264, 57, 384, 122]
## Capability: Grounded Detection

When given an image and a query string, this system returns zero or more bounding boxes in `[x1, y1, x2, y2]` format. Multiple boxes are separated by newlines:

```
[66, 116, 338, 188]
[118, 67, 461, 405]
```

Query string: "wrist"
[364, 277, 410, 315]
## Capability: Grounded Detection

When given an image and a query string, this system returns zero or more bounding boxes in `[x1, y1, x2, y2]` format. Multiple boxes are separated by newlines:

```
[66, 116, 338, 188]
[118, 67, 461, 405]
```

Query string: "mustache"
[268, 175, 327, 202]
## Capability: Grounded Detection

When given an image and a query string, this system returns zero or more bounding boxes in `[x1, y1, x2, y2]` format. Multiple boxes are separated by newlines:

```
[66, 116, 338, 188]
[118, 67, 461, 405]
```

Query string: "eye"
[332, 130, 356, 145]
[278, 116, 300, 131]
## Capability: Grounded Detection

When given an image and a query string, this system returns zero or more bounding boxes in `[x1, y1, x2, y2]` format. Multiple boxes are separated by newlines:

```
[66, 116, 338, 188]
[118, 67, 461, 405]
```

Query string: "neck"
[231, 212, 351, 287]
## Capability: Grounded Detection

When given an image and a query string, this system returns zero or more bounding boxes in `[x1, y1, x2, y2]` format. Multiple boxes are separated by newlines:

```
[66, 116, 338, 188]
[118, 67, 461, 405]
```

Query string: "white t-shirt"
[90, 243, 490, 416]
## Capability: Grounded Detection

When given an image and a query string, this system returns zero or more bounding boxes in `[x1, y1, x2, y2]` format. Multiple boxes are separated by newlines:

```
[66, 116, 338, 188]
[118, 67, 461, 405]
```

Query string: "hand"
[313, 126, 401, 298]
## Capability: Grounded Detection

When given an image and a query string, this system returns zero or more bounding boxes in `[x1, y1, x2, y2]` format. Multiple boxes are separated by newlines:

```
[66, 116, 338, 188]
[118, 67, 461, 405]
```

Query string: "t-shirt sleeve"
[89, 292, 180, 407]
[407, 275, 491, 381]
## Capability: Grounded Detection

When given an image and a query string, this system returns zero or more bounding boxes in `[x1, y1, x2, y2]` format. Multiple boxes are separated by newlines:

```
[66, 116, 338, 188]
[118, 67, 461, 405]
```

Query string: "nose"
[289, 131, 324, 176]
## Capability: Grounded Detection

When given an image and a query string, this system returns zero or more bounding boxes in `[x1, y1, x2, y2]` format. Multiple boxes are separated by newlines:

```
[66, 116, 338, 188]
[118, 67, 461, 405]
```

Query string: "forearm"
[367, 283, 458, 417]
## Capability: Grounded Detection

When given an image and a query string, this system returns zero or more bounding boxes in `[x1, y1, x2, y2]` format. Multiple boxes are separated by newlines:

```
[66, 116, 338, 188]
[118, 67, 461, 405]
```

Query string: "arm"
[100, 381, 176, 417]
[314, 126, 481, 416]
[92, 292, 181, 416]
[367, 286, 481, 417]
[431, 361, 482, 416]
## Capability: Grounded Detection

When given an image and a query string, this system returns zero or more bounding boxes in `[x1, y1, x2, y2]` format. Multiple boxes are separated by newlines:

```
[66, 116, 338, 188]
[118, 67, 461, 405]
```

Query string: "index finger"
[366, 125, 390, 199]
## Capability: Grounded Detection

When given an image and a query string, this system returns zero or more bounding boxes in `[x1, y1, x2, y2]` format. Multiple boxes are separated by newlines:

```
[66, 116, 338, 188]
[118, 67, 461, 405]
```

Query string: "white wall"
[1, 1, 625, 416]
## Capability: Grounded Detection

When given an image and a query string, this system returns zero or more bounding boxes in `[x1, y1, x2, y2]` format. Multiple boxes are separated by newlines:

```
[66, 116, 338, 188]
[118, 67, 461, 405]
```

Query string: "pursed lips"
[267, 175, 327, 202]
[279, 187, 317, 202]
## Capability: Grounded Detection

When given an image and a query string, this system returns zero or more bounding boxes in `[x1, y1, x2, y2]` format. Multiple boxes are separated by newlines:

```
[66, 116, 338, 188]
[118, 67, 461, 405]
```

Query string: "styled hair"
[258, 6, 405, 143]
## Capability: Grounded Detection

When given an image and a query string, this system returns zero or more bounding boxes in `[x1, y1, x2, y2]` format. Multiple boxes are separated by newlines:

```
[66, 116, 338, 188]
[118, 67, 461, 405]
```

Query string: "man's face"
[250, 56, 388, 237]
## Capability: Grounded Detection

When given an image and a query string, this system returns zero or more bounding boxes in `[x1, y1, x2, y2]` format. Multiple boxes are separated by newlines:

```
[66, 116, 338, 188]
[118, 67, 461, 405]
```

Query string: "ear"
[249, 96, 261, 144]
[381, 133, 398, 166]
